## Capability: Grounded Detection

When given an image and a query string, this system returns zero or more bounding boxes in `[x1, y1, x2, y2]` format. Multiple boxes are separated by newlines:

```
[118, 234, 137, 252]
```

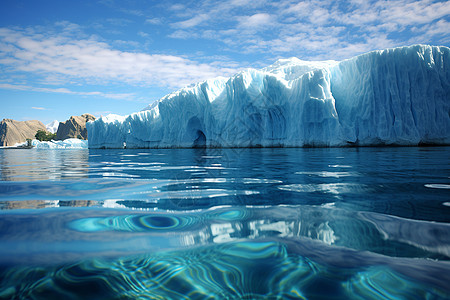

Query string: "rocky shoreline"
[0, 114, 95, 147]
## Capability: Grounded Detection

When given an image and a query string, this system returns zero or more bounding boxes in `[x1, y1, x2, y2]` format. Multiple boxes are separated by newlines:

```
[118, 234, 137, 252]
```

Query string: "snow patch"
[46, 120, 59, 133]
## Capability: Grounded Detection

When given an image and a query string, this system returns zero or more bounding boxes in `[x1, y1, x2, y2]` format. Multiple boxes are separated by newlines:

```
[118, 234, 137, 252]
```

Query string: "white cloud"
[169, 4, 186, 11]
[31, 106, 46, 110]
[0, 0, 448, 100]
[0, 83, 135, 101]
[422, 19, 450, 37]
[172, 14, 209, 29]
[0, 27, 239, 90]
[379, 0, 450, 26]
[137, 31, 149, 38]
[410, 19, 450, 44]
[165, 0, 449, 60]
[238, 13, 274, 29]
[168, 30, 199, 39]
[333, 0, 450, 29]
[145, 18, 162, 25]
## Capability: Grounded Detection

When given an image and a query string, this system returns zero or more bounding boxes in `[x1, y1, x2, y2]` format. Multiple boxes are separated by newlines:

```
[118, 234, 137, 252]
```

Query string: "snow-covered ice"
[32, 139, 88, 149]
[46, 120, 59, 133]
[87, 45, 450, 148]
[1, 139, 88, 149]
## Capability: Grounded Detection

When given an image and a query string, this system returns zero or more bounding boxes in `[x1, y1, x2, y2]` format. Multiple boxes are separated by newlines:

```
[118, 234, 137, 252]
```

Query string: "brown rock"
[0, 119, 47, 146]
[56, 114, 96, 140]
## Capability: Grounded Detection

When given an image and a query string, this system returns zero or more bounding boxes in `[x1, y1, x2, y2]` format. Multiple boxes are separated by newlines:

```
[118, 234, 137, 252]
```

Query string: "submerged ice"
[87, 45, 450, 148]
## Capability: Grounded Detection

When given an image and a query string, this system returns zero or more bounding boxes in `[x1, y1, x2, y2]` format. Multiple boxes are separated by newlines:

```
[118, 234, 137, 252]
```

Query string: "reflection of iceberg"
[310, 222, 337, 245]
[0, 200, 59, 210]
[0, 199, 124, 210]
[69, 206, 340, 248]
[88, 45, 450, 148]
[66, 205, 450, 261]
[0, 147, 89, 181]
[2, 205, 450, 298]
[361, 212, 450, 258]
[278, 183, 370, 195]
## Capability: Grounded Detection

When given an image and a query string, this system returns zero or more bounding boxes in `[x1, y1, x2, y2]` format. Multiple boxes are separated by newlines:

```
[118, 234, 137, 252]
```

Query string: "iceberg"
[87, 45, 450, 148]
[32, 138, 88, 149]
[2, 138, 88, 149]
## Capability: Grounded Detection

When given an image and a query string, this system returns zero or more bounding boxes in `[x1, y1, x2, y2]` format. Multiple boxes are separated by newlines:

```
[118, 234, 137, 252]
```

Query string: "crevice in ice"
[193, 130, 206, 148]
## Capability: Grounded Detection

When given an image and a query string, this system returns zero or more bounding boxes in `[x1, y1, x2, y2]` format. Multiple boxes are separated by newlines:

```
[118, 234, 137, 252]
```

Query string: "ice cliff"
[87, 45, 450, 148]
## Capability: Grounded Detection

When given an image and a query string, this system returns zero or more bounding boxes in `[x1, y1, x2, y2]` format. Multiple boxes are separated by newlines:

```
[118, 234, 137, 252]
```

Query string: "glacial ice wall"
[87, 45, 450, 148]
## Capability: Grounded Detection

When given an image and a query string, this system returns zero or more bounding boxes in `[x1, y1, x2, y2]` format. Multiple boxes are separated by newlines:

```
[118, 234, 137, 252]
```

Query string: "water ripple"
[295, 171, 360, 178]
[70, 214, 200, 233]
[1, 240, 448, 299]
[425, 184, 450, 189]
[278, 183, 371, 194]
[64, 205, 450, 261]
[1, 147, 450, 298]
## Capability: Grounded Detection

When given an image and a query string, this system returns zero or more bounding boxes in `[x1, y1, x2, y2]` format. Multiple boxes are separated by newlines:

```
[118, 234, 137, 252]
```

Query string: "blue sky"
[1, 0, 449, 125]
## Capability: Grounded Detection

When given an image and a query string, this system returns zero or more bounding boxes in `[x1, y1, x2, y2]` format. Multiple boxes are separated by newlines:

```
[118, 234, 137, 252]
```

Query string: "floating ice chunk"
[33, 138, 88, 149]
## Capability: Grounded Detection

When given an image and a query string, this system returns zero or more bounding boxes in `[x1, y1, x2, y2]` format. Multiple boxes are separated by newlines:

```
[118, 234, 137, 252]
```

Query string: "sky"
[1, 0, 449, 125]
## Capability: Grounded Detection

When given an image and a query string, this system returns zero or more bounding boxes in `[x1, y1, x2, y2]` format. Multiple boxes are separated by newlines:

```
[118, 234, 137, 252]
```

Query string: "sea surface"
[0, 147, 449, 299]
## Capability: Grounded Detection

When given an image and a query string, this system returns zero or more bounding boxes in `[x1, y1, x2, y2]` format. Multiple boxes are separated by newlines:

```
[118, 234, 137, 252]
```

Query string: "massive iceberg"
[87, 45, 450, 148]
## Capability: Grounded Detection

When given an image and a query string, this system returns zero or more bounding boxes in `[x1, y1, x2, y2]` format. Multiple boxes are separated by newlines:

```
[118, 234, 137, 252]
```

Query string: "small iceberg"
[32, 138, 88, 149]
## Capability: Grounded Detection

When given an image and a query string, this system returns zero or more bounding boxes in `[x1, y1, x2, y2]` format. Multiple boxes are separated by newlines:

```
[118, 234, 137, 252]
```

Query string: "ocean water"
[0, 147, 449, 299]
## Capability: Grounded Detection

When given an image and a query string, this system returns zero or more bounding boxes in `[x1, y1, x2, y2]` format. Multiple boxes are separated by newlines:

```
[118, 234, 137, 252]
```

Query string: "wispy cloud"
[0, 0, 448, 103]
[31, 106, 46, 110]
[0, 83, 136, 101]
[172, 14, 209, 29]
[238, 13, 274, 31]
[0, 26, 239, 90]
[145, 18, 162, 25]
[166, 0, 450, 60]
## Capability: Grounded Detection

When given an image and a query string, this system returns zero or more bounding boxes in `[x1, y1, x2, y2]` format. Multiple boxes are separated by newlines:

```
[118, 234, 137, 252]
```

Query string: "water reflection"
[64, 205, 449, 261]
[1, 147, 449, 222]
[1, 147, 450, 298]
[0, 149, 89, 181]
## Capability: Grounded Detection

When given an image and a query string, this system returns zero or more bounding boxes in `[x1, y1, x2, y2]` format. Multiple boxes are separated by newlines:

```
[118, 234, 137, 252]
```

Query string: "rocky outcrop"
[0, 119, 47, 147]
[56, 114, 95, 140]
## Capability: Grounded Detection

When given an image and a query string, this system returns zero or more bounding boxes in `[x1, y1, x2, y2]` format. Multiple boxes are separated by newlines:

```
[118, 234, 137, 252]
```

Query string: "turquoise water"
[0, 147, 449, 299]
